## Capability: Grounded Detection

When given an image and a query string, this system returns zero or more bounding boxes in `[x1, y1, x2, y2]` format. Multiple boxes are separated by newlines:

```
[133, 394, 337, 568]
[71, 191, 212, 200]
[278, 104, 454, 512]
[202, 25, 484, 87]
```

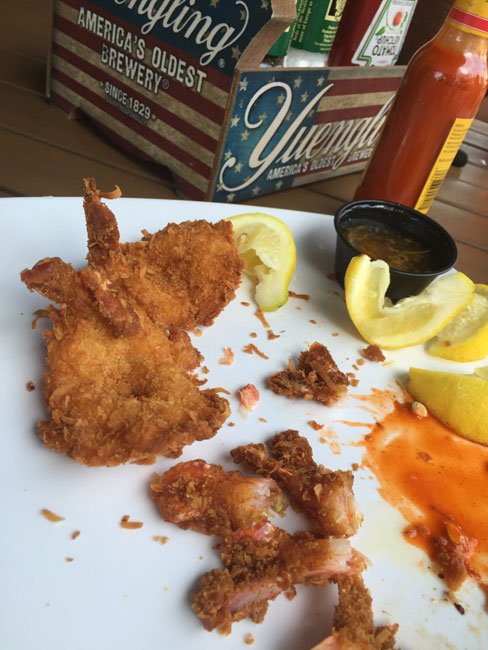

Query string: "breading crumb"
[41, 508, 65, 523]
[120, 515, 143, 529]
[71, 530, 80, 540]
[26, 381, 35, 392]
[243, 343, 269, 359]
[255, 309, 270, 329]
[361, 344, 386, 363]
[309, 420, 324, 431]
[218, 347, 235, 365]
[288, 291, 310, 301]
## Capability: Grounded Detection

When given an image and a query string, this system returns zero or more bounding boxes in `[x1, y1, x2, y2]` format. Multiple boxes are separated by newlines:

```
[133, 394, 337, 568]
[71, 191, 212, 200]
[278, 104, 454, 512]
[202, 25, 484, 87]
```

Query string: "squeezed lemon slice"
[428, 284, 488, 362]
[408, 367, 488, 444]
[226, 212, 296, 311]
[344, 255, 474, 349]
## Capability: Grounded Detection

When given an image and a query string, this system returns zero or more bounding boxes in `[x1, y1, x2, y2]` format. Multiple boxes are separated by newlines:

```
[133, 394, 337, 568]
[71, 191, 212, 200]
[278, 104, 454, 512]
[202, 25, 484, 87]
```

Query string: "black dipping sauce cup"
[334, 200, 458, 302]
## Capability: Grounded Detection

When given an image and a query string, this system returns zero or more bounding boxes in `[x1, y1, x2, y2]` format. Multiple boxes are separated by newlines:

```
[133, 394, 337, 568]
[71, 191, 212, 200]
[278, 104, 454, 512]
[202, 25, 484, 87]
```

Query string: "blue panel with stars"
[90, 0, 274, 78]
[212, 68, 331, 203]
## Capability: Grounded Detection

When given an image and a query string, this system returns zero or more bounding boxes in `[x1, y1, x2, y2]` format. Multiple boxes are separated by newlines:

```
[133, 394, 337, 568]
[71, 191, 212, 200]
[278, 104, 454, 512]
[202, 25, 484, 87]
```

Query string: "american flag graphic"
[49, 0, 277, 199]
[212, 66, 403, 202]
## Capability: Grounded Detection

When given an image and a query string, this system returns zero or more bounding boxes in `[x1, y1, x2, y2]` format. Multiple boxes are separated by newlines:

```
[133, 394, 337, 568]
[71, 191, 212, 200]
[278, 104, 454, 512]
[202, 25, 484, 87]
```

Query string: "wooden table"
[2, 2, 487, 283]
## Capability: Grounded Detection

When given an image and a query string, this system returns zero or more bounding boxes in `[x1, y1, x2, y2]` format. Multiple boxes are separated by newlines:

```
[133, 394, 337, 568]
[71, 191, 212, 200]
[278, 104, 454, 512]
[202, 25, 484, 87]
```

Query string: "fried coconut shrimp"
[150, 459, 287, 537]
[232, 430, 362, 538]
[20, 179, 242, 466]
[269, 342, 349, 406]
[311, 575, 398, 650]
[191, 520, 366, 633]
[82, 177, 244, 332]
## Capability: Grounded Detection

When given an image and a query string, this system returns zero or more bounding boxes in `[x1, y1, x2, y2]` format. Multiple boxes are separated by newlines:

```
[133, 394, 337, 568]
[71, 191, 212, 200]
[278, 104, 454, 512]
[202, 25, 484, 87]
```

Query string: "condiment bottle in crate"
[285, 0, 348, 67]
[328, 0, 419, 66]
[354, 0, 488, 213]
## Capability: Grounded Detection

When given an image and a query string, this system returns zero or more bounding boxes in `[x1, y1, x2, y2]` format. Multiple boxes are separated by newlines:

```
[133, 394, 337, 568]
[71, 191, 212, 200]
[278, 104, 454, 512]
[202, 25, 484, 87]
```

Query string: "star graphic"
[317, 76, 325, 87]
[232, 46, 241, 60]
[239, 99, 244, 108]
[285, 111, 292, 122]
[217, 182, 224, 191]
[239, 77, 248, 92]
[252, 186, 261, 196]
[259, 112, 267, 121]
[294, 76, 303, 89]
[241, 130, 249, 141]
[243, 176, 251, 183]
[224, 150, 232, 160]
[234, 162, 243, 173]
[230, 115, 240, 127]
[308, 108, 315, 119]
[226, 193, 236, 202]
[277, 93, 285, 105]
[275, 180, 283, 190]
[261, 0, 269, 8]
[240, 9, 246, 20]
[210, 0, 219, 6]
[301, 92, 309, 103]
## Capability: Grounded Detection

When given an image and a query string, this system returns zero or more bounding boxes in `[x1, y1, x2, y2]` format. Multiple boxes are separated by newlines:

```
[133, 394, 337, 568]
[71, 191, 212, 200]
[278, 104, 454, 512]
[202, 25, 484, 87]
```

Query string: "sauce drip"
[354, 390, 488, 595]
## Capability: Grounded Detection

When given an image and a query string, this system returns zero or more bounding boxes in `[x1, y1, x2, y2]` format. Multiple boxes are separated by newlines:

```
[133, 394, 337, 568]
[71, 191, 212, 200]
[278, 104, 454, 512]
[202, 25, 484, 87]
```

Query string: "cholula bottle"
[354, 0, 488, 213]
[328, 0, 419, 67]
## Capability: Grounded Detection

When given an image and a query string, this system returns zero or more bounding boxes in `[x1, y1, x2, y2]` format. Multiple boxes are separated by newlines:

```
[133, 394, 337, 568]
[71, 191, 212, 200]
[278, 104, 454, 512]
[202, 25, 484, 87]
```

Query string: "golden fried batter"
[269, 342, 349, 406]
[20, 178, 242, 466]
[191, 521, 366, 633]
[151, 459, 286, 536]
[232, 430, 363, 538]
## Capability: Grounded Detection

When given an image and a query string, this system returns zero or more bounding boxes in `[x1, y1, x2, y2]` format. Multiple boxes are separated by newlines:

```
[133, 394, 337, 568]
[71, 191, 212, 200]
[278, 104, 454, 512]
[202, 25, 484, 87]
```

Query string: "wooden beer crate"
[47, 0, 405, 202]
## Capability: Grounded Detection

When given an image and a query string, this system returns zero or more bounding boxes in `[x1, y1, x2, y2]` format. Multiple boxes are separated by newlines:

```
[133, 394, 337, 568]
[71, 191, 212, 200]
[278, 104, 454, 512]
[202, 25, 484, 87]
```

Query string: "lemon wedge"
[226, 212, 296, 311]
[408, 367, 488, 444]
[427, 284, 488, 362]
[344, 255, 474, 349]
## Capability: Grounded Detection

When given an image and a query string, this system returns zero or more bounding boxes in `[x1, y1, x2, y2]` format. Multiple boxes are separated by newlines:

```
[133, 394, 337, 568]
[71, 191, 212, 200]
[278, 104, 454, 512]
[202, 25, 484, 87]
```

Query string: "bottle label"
[415, 118, 473, 214]
[351, 0, 418, 66]
[448, 1, 488, 37]
[291, 0, 347, 54]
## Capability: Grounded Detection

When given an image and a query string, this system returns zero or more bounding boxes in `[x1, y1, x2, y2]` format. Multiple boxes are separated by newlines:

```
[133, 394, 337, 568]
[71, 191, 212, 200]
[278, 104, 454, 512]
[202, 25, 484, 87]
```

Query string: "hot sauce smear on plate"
[353, 388, 488, 598]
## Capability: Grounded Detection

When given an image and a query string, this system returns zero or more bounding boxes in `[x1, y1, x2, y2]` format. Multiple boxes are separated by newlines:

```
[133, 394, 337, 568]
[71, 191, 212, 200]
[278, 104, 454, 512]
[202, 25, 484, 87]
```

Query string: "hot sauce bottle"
[354, 0, 488, 213]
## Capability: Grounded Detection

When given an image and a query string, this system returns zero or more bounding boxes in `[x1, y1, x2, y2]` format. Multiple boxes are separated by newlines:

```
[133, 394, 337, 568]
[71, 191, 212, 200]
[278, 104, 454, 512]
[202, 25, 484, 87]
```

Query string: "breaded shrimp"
[151, 459, 287, 536]
[20, 178, 241, 466]
[232, 430, 363, 537]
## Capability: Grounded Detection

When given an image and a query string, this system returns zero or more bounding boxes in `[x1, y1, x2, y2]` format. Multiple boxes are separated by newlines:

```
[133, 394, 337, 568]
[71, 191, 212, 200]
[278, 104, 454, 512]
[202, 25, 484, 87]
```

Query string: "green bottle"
[291, 0, 347, 56]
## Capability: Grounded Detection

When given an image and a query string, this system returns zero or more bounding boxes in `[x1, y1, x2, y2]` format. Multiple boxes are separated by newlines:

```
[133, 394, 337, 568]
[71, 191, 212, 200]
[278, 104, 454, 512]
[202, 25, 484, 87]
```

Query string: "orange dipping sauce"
[354, 389, 488, 595]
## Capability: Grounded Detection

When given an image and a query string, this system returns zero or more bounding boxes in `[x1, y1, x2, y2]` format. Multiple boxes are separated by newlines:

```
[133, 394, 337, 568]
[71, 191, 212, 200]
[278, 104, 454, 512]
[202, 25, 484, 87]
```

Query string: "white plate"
[0, 197, 485, 650]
